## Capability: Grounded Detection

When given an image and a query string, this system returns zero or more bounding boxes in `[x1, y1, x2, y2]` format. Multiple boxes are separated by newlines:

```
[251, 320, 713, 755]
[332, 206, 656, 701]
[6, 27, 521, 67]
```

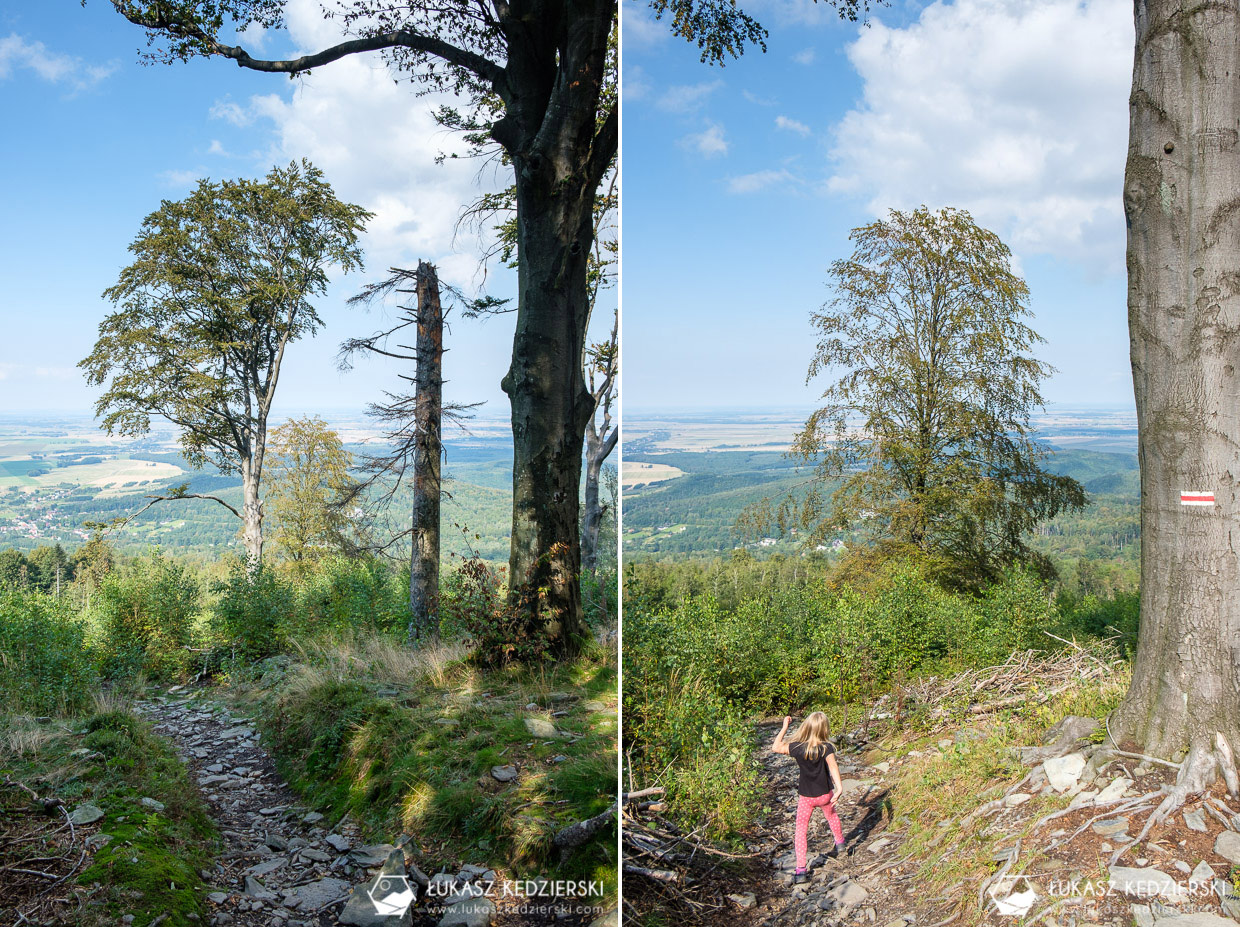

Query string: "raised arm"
[770, 716, 792, 754]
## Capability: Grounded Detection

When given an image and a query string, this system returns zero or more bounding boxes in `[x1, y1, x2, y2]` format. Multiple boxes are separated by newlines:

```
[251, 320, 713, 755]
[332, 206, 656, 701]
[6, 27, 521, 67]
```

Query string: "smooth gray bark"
[1115, 0, 1240, 776]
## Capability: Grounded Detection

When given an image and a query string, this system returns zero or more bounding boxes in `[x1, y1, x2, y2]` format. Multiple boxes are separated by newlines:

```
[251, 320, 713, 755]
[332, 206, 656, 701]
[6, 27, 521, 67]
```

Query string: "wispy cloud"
[727, 169, 796, 194]
[793, 48, 816, 65]
[210, 100, 255, 127]
[682, 123, 729, 158]
[775, 115, 811, 136]
[657, 80, 723, 113]
[159, 168, 205, 188]
[0, 33, 115, 91]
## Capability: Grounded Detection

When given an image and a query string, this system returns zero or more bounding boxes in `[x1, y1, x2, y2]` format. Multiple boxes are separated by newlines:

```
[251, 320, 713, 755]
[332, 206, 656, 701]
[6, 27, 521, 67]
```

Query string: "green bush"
[624, 557, 1137, 840]
[0, 588, 97, 714]
[92, 553, 200, 679]
[212, 561, 293, 660]
[291, 556, 408, 638]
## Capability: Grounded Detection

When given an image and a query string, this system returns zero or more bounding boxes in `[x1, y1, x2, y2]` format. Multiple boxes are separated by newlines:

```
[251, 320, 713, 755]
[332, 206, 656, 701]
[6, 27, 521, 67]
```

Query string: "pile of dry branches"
[870, 639, 1124, 732]
[0, 776, 90, 926]
[621, 786, 761, 923]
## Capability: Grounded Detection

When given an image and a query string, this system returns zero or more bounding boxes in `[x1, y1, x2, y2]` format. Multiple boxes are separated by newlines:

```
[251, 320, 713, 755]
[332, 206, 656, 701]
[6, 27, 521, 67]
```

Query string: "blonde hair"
[790, 711, 833, 761]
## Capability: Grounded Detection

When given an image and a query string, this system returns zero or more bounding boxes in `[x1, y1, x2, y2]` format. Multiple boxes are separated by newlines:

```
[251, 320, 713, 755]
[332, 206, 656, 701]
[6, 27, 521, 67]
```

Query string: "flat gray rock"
[247, 857, 288, 878]
[287, 877, 350, 910]
[439, 897, 496, 927]
[244, 875, 278, 903]
[490, 765, 518, 783]
[140, 797, 166, 812]
[1190, 861, 1215, 884]
[70, 803, 105, 825]
[1044, 753, 1087, 792]
[350, 844, 398, 867]
[1092, 818, 1129, 838]
[821, 879, 869, 911]
[1184, 809, 1208, 832]
[1215, 830, 1240, 866]
[524, 718, 558, 739]
[727, 893, 756, 910]
[326, 833, 352, 852]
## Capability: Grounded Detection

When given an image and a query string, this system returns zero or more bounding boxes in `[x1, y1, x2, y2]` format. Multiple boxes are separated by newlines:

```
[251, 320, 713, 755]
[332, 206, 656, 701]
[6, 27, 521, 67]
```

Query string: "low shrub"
[0, 588, 97, 714]
[212, 561, 293, 660]
[290, 555, 408, 638]
[91, 553, 200, 680]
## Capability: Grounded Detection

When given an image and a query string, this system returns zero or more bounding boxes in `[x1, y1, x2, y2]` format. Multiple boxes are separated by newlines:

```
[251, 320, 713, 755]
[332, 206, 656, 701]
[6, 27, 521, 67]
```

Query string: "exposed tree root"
[1106, 740, 1219, 866]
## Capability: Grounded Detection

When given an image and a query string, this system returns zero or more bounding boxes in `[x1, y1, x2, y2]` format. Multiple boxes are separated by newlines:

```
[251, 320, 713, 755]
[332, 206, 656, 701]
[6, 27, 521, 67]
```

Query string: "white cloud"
[776, 115, 811, 136]
[159, 168, 205, 188]
[208, 139, 232, 157]
[827, 0, 1132, 269]
[683, 124, 729, 158]
[728, 169, 796, 194]
[625, 64, 652, 102]
[210, 100, 254, 127]
[657, 80, 723, 113]
[0, 33, 115, 90]
[210, 0, 502, 282]
[793, 47, 816, 65]
[622, 3, 672, 50]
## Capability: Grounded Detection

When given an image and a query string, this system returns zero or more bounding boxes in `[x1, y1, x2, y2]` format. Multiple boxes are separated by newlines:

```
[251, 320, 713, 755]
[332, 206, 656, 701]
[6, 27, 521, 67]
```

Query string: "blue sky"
[0, 1, 608, 420]
[623, 0, 1135, 412]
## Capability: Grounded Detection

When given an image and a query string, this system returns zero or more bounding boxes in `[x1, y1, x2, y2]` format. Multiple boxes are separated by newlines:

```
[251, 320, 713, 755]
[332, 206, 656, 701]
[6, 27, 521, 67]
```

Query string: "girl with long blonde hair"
[771, 712, 845, 882]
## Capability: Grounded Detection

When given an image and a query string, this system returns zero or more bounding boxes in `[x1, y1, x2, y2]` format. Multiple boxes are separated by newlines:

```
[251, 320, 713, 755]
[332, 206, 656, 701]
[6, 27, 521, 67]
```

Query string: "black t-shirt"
[789, 740, 837, 798]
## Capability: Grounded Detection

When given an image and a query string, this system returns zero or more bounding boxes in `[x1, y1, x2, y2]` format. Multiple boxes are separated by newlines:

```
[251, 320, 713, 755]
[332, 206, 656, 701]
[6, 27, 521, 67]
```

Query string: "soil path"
[741, 720, 924, 927]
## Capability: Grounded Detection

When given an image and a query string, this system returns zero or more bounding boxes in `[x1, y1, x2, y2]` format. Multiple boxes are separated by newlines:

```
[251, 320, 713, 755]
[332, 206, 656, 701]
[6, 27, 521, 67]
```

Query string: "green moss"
[256, 651, 617, 900]
[2, 707, 217, 927]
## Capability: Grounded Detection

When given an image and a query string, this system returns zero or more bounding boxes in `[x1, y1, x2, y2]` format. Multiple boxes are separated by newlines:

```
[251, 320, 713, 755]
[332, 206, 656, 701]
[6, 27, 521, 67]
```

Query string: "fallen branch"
[624, 864, 680, 883]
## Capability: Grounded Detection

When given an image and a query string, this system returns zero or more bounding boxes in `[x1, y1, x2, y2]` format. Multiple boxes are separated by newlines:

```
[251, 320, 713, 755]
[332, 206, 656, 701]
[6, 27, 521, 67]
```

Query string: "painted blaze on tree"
[745, 207, 1084, 589]
[79, 161, 370, 563]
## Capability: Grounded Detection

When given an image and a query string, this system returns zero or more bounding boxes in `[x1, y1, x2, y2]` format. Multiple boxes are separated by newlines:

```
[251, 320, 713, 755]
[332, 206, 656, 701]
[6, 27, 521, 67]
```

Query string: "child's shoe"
[826, 842, 844, 859]
[793, 868, 809, 884]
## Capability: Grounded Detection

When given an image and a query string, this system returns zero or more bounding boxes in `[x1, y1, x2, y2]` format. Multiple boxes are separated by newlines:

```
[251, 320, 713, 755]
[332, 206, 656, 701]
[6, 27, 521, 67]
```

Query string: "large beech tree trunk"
[1116, 0, 1240, 777]
[409, 262, 444, 645]
[502, 171, 595, 651]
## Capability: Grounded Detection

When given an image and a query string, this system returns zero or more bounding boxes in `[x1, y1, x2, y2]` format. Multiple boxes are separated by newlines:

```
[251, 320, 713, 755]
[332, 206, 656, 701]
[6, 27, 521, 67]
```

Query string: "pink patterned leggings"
[794, 792, 844, 869]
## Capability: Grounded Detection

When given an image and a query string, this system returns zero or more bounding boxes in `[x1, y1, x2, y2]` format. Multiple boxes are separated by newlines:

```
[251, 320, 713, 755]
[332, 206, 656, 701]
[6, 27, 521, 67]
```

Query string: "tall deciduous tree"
[80, 161, 369, 563]
[97, 0, 615, 654]
[265, 416, 356, 564]
[1110, 0, 1240, 821]
[745, 207, 1085, 589]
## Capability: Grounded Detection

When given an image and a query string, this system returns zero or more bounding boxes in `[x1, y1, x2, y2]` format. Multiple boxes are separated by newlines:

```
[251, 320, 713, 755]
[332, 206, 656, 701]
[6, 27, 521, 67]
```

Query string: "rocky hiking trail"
[629, 649, 1240, 927]
[134, 688, 614, 927]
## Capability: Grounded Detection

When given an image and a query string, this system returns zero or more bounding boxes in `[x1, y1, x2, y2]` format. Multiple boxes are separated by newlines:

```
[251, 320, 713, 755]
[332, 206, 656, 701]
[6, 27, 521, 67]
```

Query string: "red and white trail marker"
[1180, 490, 1215, 507]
